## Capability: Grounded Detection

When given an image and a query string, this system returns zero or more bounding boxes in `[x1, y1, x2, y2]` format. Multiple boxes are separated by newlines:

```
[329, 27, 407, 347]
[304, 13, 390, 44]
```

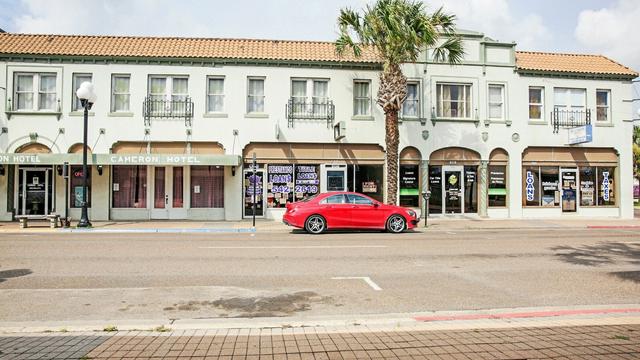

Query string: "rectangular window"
[554, 88, 586, 111]
[580, 167, 596, 206]
[207, 77, 225, 113]
[111, 75, 131, 112]
[399, 164, 420, 207]
[528, 87, 544, 120]
[14, 74, 34, 110]
[247, 78, 265, 113]
[402, 82, 420, 118]
[540, 167, 560, 207]
[596, 90, 610, 122]
[437, 83, 472, 119]
[488, 165, 507, 207]
[190, 166, 224, 208]
[70, 165, 91, 208]
[14, 73, 58, 111]
[597, 167, 615, 206]
[353, 80, 371, 116]
[428, 166, 443, 213]
[312, 80, 329, 105]
[488, 84, 504, 120]
[147, 76, 189, 114]
[266, 164, 294, 208]
[72, 73, 93, 111]
[112, 166, 147, 208]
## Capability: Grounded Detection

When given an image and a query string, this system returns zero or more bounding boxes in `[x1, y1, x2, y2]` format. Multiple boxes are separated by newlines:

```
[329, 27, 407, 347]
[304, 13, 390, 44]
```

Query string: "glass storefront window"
[266, 164, 294, 208]
[428, 166, 442, 213]
[597, 167, 615, 206]
[399, 164, 420, 207]
[70, 165, 91, 208]
[488, 165, 507, 207]
[191, 166, 224, 208]
[244, 166, 264, 216]
[353, 165, 384, 203]
[112, 165, 147, 208]
[523, 167, 540, 206]
[294, 165, 319, 201]
[464, 166, 477, 213]
[579, 167, 596, 206]
[541, 167, 559, 207]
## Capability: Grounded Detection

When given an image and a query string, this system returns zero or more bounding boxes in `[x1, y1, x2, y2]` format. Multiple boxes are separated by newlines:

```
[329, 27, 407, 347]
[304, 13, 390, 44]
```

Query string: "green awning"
[0, 153, 241, 166]
[488, 188, 507, 196]
[400, 188, 420, 196]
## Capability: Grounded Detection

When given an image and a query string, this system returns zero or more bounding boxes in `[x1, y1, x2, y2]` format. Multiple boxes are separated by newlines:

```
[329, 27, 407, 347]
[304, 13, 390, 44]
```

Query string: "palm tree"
[336, 0, 464, 204]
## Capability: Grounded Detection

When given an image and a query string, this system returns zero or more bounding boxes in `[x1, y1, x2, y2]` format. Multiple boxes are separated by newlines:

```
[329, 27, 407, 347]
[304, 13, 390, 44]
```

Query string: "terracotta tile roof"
[0, 33, 381, 64]
[516, 51, 638, 77]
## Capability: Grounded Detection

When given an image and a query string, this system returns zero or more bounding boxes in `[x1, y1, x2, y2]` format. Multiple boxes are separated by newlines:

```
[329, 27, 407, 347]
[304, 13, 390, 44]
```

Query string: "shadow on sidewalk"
[550, 242, 640, 267]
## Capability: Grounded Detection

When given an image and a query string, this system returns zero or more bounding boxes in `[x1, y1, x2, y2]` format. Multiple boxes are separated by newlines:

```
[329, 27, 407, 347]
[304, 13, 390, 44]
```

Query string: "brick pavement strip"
[0, 324, 638, 359]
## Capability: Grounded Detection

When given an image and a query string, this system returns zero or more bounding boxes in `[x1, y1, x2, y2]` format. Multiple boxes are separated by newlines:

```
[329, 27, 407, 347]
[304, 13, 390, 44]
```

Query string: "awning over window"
[243, 143, 385, 164]
[522, 147, 618, 166]
[400, 146, 422, 165]
[429, 147, 481, 165]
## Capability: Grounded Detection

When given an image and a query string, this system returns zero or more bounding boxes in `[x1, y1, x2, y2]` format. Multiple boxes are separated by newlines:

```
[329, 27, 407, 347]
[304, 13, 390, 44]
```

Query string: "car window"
[321, 194, 345, 204]
[346, 194, 373, 205]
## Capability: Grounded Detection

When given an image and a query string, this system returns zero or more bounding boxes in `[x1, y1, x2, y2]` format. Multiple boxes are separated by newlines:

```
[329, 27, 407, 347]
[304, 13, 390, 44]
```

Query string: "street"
[1, 227, 639, 324]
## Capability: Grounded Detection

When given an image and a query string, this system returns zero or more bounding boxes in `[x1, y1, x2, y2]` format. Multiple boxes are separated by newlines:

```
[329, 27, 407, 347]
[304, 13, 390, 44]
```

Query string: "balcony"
[285, 98, 335, 128]
[552, 108, 591, 133]
[143, 96, 194, 127]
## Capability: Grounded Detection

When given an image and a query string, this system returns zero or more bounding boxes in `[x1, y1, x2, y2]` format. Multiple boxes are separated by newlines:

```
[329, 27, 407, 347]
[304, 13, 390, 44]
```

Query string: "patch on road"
[0, 268, 32, 283]
[164, 291, 332, 317]
[609, 271, 640, 283]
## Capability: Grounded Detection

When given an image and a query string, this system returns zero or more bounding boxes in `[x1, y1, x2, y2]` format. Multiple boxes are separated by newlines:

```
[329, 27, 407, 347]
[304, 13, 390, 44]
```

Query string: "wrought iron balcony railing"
[143, 96, 194, 127]
[285, 98, 335, 128]
[552, 108, 591, 133]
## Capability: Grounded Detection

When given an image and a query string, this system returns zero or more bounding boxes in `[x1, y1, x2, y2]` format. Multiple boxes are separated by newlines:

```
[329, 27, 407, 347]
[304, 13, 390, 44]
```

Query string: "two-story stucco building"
[0, 30, 637, 222]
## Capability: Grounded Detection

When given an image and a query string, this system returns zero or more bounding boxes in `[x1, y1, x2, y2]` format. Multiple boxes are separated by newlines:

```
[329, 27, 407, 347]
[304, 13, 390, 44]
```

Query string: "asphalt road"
[0, 227, 638, 323]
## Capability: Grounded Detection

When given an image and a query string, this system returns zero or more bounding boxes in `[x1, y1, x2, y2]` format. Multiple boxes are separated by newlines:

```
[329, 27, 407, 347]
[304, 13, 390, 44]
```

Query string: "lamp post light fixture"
[75, 82, 97, 228]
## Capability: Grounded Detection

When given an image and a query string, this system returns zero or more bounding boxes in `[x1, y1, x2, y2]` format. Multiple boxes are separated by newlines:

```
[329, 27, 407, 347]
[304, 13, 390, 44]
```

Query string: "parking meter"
[421, 190, 431, 227]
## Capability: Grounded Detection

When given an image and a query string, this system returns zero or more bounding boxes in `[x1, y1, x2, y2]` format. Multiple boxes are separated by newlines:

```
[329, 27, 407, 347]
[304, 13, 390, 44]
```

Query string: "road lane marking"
[199, 245, 388, 249]
[331, 276, 382, 291]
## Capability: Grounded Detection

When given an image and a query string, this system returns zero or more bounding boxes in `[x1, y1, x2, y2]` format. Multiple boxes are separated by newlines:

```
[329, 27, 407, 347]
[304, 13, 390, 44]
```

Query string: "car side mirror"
[373, 202, 380, 207]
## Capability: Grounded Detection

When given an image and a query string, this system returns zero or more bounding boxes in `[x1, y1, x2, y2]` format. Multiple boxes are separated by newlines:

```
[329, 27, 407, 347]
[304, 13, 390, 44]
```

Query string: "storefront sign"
[489, 170, 505, 185]
[362, 181, 377, 193]
[399, 165, 419, 197]
[567, 124, 593, 145]
[602, 171, 610, 201]
[294, 165, 319, 198]
[0, 153, 241, 166]
[267, 165, 293, 194]
[525, 171, 535, 201]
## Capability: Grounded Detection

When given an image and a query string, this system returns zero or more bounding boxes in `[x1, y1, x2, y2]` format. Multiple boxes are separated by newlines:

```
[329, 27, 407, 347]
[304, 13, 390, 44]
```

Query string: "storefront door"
[561, 169, 578, 213]
[151, 166, 186, 219]
[443, 166, 464, 214]
[19, 167, 53, 216]
[321, 164, 347, 192]
[244, 168, 265, 217]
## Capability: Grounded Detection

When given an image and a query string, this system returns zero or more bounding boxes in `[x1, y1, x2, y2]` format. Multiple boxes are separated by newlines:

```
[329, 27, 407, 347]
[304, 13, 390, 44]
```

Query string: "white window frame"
[147, 75, 189, 99]
[72, 73, 93, 111]
[487, 83, 505, 120]
[206, 76, 225, 113]
[12, 72, 59, 112]
[353, 79, 372, 117]
[528, 86, 545, 121]
[290, 78, 330, 115]
[553, 87, 586, 111]
[110, 74, 131, 113]
[247, 77, 266, 114]
[596, 89, 611, 123]
[402, 81, 420, 118]
[436, 82, 472, 119]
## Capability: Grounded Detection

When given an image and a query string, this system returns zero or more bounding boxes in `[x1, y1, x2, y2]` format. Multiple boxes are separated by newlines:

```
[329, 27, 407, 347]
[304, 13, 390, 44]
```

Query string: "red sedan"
[283, 192, 419, 234]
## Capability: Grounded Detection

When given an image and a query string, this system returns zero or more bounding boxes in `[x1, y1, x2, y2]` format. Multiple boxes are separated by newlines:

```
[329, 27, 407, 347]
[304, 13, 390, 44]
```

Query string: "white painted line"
[446, 231, 457, 235]
[199, 245, 388, 249]
[331, 276, 382, 291]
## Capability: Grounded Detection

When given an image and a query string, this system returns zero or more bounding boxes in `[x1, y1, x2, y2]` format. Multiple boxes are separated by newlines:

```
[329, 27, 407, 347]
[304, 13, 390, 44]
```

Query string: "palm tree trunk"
[385, 108, 400, 204]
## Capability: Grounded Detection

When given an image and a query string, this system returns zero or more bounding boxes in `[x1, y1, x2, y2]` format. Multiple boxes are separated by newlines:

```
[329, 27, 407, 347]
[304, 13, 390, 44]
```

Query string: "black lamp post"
[75, 82, 97, 228]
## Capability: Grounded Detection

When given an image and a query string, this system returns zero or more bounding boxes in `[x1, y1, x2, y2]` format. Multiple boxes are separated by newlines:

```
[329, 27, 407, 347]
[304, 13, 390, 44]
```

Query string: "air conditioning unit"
[333, 121, 346, 141]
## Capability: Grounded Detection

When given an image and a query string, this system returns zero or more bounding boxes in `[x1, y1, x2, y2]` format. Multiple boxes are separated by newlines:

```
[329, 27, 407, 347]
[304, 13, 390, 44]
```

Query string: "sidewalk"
[1, 308, 639, 359]
[0, 215, 639, 234]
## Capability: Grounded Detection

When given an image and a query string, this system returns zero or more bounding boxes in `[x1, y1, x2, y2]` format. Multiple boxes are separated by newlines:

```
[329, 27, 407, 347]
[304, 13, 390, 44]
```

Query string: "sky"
[0, 0, 639, 113]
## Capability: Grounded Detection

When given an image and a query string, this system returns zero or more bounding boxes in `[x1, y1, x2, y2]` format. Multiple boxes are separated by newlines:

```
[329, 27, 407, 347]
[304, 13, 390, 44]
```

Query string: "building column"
[478, 160, 489, 218]
[420, 159, 429, 218]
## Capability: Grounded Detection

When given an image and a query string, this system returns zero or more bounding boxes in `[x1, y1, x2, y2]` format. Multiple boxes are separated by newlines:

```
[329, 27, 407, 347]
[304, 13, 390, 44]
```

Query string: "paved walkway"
[0, 215, 638, 234]
[1, 323, 638, 359]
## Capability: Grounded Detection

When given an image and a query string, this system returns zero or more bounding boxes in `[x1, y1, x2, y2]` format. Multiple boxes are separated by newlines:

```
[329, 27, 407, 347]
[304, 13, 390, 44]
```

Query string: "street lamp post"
[75, 82, 97, 228]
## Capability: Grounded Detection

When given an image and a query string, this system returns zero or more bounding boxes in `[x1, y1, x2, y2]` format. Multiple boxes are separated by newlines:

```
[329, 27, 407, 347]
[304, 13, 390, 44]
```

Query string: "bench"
[15, 214, 61, 229]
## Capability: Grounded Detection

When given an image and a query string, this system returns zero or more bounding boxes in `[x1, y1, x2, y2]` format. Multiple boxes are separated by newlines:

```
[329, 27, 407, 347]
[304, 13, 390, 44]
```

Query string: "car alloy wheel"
[305, 215, 326, 234]
[386, 215, 406, 233]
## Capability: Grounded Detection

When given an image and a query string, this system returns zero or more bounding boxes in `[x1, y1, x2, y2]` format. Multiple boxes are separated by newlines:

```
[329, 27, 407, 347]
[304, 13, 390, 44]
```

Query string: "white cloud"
[431, 0, 551, 50]
[575, 0, 640, 72]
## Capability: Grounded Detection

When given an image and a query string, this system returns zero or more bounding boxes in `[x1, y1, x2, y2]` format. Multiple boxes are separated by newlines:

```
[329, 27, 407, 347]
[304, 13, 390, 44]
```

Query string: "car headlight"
[406, 209, 416, 217]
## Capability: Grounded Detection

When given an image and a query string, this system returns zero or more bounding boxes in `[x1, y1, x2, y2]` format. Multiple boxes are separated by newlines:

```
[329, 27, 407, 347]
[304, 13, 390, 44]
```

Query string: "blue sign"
[568, 124, 593, 145]
[526, 171, 535, 201]
[602, 171, 610, 201]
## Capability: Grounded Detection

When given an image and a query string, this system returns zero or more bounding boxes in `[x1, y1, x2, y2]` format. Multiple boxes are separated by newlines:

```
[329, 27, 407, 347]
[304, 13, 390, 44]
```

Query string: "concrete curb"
[2, 304, 639, 334]
[57, 227, 257, 234]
